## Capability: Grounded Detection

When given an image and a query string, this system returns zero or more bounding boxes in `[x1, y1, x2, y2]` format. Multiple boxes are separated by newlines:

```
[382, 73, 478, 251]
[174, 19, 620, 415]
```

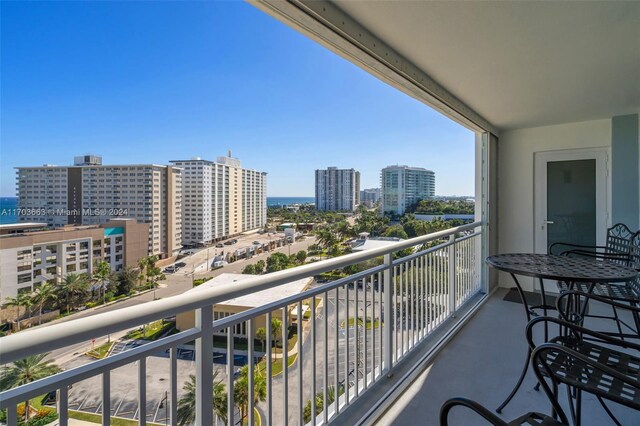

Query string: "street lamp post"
[158, 390, 168, 425]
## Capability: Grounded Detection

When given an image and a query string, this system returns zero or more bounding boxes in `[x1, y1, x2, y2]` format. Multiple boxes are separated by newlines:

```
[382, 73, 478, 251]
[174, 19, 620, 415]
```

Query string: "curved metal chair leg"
[597, 396, 622, 426]
[496, 347, 530, 413]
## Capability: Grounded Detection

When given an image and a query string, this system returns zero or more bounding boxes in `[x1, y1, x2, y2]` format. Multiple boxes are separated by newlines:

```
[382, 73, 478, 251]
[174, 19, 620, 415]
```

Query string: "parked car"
[163, 266, 176, 273]
[215, 243, 224, 248]
[175, 262, 187, 268]
[252, 240, 261, 245]
[224, 241, 234, 246]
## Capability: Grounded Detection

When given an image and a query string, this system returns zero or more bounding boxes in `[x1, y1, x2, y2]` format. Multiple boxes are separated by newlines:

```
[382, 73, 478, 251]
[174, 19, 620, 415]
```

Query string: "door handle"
[543, 220, 554, 224]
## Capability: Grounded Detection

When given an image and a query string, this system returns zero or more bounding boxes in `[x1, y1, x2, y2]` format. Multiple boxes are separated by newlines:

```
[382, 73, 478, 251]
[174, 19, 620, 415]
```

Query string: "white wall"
[497, 118, 612, 290]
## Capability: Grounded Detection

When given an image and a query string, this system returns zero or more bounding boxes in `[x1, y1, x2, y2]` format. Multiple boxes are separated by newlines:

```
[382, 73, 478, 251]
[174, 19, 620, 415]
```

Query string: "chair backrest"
[605, 223, 635, 264]
[628, 231, 640, 294]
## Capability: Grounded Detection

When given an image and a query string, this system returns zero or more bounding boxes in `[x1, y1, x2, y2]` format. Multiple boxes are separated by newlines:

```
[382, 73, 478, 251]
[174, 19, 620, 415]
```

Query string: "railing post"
[58, 386, 68, 426]
[383, 253, 393, 375]
[195, 306, 213, 425]
[448, 235, 457, 317]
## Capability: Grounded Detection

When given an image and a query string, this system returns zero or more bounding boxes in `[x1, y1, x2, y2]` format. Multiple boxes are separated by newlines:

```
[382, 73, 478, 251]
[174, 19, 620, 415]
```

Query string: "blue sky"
[1, 1, 475, 197]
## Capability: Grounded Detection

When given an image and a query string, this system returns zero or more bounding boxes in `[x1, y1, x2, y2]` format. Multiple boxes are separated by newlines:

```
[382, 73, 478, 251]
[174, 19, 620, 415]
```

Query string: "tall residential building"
[15, 155, 182, 259]
[170, 154, 267, 246]
[360, 188, 382, 207]
[381, 165, 435, 215]
[0, 219, 149, 302]
[315, 167, 360, 211]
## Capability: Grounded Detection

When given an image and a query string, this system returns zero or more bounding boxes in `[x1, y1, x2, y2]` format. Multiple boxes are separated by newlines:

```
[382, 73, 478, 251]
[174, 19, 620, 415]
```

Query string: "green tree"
[137, 257, 148, 287]
[266, 252, 291, 273]
[256, 327, 267, 352]
[115, 266, 138, 296]
[234, 365, 267, 421]
[315, 228, 339, 249]
[57, 273, 89, 313]
[270, 317, 282, 357]
[33, 282, 58, 325]
[255, 260, 266, 274]
[242, 264, 257, 275]
[92, 261, 112, 305]
[295, 250, 307, 265]
[303, 385, 340, 424]
[177, 373, 227, 425]
[382, 225, 409, 240]
[335, 221, 355, 240]
[4, 293, 32, 331]
[0, 353, 61, 421]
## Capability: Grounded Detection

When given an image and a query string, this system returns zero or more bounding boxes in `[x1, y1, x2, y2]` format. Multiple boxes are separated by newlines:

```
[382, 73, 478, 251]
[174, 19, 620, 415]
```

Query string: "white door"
[534, 148, 610, 254]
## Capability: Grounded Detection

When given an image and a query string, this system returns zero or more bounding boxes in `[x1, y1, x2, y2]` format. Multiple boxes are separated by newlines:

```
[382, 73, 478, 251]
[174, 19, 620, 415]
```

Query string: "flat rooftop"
[188, 273, 313, 308]
[0, 222, 48, 230]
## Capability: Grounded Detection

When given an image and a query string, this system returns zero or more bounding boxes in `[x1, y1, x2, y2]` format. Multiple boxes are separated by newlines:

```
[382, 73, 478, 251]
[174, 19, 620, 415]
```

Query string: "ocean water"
[0, 197, 18, 224]
[0, 196, 313, 224]
[267, 197, 314, 207]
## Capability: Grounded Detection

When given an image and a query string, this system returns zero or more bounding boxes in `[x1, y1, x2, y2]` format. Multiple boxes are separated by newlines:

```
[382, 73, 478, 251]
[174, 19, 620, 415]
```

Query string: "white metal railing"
[0, 221, 483, 426]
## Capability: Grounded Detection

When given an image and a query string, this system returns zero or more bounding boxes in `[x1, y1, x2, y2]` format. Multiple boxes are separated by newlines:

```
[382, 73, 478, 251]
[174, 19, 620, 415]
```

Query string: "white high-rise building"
[381, 165, 435, 215]
[170, 154, 267, 246]
[315, 167, 361, 212]
[16, 155, 182, 259]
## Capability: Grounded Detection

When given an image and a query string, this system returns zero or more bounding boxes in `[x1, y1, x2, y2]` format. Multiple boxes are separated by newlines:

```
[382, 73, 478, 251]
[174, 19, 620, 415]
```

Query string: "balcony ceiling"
[333, 1, 640, 130]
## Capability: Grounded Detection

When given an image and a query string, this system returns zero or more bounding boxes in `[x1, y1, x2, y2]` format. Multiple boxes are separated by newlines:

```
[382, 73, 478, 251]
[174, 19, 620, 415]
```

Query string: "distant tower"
[315, 167, 360, 211]
[381, 165, 435, 215]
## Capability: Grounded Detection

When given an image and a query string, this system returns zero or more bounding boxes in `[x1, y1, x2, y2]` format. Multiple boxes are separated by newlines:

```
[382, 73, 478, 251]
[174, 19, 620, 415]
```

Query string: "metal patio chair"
[548, 223, 635, 263]
[527, 314, 640, 426]
[439, 397, 565, 426]
[555, 232, 640, 340]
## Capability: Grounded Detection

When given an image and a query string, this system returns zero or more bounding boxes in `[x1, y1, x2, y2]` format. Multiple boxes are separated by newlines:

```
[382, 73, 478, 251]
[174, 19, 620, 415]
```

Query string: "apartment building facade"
[15, 155, 182, 259]
[170, 155, 267, 246]
[315, 167, 361, 211]
[360, 187, 382, 207]
[0, 219, 148, 302]
[381, 165, 435, 215]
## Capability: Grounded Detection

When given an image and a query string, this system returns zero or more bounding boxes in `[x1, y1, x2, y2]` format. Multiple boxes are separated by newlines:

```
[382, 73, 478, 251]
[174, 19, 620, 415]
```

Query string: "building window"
[17, 273, 31, 284]
[17, 263, 31, 272]
[67, 264, 77, 273]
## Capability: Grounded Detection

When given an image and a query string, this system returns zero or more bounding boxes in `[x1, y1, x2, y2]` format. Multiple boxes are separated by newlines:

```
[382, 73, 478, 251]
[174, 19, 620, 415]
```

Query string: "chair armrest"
[526, 316, 640, 353]
[439, 397, 508, 426]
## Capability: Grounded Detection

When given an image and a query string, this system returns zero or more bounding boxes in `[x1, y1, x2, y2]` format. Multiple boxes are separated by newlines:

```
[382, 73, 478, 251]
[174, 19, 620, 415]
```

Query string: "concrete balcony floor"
[376, 288, 639, 426]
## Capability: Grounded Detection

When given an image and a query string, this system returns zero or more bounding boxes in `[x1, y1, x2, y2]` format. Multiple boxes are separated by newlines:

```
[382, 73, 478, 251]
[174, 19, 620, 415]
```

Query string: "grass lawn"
[69, 410, 163, 425]
[271, 332, 297, 354]
[256, 353, 298, 377]
[125, 320, 176, 341]
[85, 341, 114, 359]
[340, 317, 381, 330]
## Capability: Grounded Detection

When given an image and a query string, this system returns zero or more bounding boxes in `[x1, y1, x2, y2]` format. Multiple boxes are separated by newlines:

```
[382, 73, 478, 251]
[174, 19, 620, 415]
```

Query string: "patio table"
[486, 253, 639, 414]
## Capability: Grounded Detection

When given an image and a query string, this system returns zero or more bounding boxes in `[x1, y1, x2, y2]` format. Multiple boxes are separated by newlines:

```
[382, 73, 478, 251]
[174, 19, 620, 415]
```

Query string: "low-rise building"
[176, 273, 313, 336]
[0, 219, 148, 302]
[351, 233, 405, 252]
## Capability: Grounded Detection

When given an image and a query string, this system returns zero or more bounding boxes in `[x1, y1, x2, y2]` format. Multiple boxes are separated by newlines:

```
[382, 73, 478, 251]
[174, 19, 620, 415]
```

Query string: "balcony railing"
[0, 221, 484, 426]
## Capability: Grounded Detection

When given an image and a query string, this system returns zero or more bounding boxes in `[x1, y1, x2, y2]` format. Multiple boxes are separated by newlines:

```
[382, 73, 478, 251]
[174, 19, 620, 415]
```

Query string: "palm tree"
[0, 353, 61, 421]
[177, 373, 227, 425]
[33, 282, 58, 325]
[92, 261, 112, 305]
[57, 273, 89, 313]
[234, 366, 267, 421]
[3, 294, 31, 331]
[270, 317, 282, 358]
[315, 228, 338, 250]
[137, 257, 147, 287]
[256, 327, 267, 352]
